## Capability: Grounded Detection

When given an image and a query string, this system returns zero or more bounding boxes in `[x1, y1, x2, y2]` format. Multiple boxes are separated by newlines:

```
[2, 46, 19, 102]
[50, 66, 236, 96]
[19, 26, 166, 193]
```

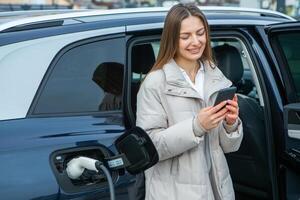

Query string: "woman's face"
[176, 15, 206, 62]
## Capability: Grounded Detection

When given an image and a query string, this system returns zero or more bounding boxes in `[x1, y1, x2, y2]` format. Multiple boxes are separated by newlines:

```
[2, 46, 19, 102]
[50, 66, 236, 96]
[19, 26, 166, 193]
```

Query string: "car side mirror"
[114, 126, 159, 174]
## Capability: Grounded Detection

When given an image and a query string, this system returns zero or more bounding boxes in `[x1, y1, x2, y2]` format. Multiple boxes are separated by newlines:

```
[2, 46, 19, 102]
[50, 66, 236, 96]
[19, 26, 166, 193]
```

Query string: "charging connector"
[66, 157, 115, 200]
[66, 157, 98, 179]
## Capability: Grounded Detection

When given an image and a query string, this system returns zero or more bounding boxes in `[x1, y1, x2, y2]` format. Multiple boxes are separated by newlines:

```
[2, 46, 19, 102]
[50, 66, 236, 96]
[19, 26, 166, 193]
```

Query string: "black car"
[0, 6, 299, 200]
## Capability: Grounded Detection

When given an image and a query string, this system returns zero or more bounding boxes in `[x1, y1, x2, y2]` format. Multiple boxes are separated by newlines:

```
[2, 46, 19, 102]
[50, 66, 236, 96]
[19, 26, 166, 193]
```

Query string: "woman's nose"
[191, 34, 200, 45]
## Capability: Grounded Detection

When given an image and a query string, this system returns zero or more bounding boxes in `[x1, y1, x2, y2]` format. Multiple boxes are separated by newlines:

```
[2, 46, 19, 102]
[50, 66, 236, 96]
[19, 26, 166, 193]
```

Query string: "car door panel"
[0, 119, 60, 200]
[267, 22, 300, 200]
[283, 104, 300, 200]
[0, 115, 136, 200]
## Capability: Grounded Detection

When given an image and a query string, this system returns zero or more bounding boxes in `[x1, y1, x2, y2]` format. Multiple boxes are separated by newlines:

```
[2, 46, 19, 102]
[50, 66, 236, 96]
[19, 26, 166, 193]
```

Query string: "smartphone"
[214, 86, 237, 106]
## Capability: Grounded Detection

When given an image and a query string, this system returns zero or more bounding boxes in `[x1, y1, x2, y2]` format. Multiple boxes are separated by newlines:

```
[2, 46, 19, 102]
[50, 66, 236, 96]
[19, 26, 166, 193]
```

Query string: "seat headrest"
[213, 44, 243, 85]
[92, 62, 124, 95]
[132, 43, 156, 74]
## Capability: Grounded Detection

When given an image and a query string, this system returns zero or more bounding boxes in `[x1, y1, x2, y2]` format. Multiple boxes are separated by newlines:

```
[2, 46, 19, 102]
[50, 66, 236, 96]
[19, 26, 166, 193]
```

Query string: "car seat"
[92, 62, 124, 111]
[131, 43, 156, 119]
[213, 44, 271, 199]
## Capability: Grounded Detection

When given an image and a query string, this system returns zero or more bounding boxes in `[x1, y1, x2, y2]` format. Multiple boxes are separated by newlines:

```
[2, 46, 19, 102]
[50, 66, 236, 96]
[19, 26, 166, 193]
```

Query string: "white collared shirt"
[179, 61, 205, 99]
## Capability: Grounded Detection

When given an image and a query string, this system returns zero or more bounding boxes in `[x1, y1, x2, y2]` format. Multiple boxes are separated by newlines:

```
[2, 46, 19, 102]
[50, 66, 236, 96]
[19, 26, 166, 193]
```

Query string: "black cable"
[95, 161, 115, 200]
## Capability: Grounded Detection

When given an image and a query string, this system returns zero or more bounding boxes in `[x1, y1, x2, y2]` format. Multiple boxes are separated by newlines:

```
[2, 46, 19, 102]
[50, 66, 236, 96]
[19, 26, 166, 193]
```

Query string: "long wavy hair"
[150, 3, 214, 72]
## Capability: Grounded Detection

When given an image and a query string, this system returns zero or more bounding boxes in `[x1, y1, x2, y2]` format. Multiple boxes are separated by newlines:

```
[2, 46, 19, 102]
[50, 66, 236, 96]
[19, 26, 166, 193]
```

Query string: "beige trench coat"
[136, 59, 243, 200]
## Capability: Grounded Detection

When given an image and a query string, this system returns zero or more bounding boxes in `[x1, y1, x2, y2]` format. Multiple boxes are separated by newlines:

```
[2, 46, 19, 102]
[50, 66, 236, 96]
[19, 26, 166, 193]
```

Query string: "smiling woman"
[0, 4, 298, 200]
[176, 15, 206, 83]
[136, 3, 243, 200]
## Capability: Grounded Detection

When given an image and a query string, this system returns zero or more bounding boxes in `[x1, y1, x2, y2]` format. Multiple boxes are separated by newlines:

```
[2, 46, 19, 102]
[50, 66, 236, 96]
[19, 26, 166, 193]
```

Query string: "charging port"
[50, 146, 118, 193]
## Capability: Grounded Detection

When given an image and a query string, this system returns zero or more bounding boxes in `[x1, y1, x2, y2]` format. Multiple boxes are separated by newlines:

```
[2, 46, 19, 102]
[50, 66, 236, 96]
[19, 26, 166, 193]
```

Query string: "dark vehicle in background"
[0, 6, 299, 200]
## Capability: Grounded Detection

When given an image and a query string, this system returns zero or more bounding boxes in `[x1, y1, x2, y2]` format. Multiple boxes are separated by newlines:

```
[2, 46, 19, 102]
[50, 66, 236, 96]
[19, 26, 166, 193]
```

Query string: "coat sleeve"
[136, 77, 203, 161]
[218, 118, 243, 153]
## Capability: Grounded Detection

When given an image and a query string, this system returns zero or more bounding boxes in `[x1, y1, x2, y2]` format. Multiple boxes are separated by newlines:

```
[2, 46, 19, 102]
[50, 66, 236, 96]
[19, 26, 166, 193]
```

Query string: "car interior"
[130, 37, 272, 199]
[130, 43, 156, 118]
[212, 40, 271, 200]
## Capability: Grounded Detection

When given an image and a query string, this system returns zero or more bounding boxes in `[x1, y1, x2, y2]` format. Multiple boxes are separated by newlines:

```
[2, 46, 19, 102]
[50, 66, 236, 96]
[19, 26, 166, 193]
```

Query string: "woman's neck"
[174, 57, 199, 75]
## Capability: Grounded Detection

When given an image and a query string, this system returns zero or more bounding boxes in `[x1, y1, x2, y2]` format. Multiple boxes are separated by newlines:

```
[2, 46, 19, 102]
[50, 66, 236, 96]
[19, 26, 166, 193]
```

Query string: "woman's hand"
[197, 101, 228, 131]
[225, 95, 239, 125]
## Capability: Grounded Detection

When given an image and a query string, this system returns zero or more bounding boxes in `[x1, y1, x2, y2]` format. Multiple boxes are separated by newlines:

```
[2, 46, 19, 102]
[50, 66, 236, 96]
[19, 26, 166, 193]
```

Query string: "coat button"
[168, 89, 172, 92]
[183, 91, 187, 94]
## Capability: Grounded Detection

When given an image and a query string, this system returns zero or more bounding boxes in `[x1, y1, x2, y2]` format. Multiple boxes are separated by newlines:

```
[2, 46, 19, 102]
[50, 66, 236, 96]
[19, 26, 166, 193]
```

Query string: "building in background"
[0, 0, 69, 5]
[0, 0, 72, 10]
[0, 0, 299, 18]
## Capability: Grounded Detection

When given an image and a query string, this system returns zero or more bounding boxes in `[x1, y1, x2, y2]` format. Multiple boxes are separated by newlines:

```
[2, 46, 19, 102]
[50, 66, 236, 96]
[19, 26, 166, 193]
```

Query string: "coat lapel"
[163, 59, 202, 99]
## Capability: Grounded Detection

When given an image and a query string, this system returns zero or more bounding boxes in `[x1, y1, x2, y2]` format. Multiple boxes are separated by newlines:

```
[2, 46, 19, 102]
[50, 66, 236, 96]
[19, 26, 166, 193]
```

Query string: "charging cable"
[66, 157, 115, 200]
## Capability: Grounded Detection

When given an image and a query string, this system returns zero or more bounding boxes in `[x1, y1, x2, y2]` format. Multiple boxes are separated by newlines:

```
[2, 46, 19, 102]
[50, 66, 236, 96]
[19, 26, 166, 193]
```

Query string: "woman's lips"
[187, 48, 201, 54]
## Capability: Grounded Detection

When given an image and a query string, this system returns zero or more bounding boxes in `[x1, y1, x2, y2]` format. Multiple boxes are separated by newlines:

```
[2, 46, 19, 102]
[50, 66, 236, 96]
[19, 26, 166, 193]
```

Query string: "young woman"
[136, 3, 243, 200]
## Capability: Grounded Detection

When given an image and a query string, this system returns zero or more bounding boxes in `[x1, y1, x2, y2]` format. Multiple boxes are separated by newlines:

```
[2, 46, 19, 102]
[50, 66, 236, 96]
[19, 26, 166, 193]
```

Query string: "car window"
[131, 41, 160, 82]
[130, 37, 263, 110]
[151, 41, 160, 59]
[211, 38, 261, 102]
[276, 32, 300, 102]
[34, 37, 125, 115]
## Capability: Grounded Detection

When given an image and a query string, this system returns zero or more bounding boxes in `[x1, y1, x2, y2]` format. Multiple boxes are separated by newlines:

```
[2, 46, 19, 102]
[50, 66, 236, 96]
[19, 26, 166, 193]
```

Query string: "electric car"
[0, 6, 300, 200]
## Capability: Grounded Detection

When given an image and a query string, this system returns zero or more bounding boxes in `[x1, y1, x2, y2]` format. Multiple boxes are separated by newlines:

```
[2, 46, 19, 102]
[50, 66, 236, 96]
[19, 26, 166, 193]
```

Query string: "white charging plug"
[66, 156, 115, 200]
[66, 157, 98, 179]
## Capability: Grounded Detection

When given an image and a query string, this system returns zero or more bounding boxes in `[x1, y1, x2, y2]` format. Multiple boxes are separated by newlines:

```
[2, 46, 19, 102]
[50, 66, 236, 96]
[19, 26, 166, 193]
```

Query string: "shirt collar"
[163, 59, 207, 87]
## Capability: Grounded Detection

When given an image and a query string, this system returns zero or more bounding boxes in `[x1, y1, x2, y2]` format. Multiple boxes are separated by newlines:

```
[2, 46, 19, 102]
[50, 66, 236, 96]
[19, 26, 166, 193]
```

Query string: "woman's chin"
[185, 54, 202, 61]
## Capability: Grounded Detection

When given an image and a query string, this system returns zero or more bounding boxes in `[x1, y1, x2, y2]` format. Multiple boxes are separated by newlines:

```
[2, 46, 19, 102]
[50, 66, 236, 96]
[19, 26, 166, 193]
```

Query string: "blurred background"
[0, 0, 298, 18]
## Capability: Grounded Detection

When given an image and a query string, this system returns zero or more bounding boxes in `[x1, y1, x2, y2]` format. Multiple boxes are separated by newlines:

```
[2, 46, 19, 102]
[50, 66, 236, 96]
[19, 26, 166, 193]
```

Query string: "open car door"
[267, 22, 300, 200]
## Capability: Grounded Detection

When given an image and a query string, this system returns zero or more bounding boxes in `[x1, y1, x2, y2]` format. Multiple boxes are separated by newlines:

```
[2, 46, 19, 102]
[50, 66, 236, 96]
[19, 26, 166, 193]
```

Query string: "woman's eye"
[197, 31, 205, 36]
[180, 36, 189, 40]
